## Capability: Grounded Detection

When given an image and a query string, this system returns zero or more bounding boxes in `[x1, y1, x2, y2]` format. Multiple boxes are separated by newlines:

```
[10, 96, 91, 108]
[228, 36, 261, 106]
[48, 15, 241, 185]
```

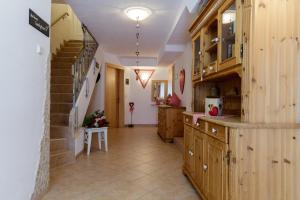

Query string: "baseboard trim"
[75, 150, 84, 159]
[125, 124, 158, 127]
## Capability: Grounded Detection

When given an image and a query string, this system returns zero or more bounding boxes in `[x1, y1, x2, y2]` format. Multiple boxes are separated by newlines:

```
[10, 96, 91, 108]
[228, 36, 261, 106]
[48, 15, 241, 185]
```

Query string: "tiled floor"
[43, 127, 200, 200]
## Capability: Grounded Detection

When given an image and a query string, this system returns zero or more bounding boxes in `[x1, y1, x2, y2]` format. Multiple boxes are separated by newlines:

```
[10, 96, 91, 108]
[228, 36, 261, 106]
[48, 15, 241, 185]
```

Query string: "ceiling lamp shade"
[124, 7, 152, 21]
[134, 69, 154, 88]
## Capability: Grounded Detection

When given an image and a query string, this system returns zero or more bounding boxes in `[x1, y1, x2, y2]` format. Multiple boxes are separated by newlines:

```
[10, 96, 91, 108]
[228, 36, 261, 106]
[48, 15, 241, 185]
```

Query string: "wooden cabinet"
[218, 0, 242, 71]
[184, 125, 195, 175]
[186, 0, 300, 199]
[183, 117, 229, 200]
[192, 31, 204, 81]
[203, 16, 218, 78]
[157, 105, 185, 142]
[206, 136, 228, 200]
[194, 130, 206, 197]
[190, 0, 242, 82]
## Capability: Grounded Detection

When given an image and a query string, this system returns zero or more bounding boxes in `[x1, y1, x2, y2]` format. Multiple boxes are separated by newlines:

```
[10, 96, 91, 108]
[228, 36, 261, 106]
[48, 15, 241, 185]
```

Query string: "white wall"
[173, 42, 193, 111]
[124, 67, 171, 125]
[0, 0, 51, 199]
[51, 4, 83, 55]
[87, 49, 121, 114]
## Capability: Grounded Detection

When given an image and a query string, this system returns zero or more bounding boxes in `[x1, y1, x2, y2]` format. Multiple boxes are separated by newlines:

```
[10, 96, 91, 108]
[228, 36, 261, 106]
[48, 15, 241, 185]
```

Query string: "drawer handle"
[189, 150, 194, 156]
[203, 164, 208, 171]
[209, 66, 213, 71]
[185, 118, 189, 122]
[196, 123, 200, 127]
[212, 128, 217, 134]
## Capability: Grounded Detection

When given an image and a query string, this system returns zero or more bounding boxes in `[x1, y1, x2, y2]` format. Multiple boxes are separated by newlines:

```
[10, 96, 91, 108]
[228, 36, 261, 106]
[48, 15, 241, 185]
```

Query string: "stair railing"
[72, 24, 98, 123]
[51, 12, 69, 27]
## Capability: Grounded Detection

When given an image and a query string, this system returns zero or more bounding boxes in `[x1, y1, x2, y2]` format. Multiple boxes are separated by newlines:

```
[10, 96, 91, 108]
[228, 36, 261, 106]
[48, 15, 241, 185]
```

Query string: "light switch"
[36, 44, 42, 55]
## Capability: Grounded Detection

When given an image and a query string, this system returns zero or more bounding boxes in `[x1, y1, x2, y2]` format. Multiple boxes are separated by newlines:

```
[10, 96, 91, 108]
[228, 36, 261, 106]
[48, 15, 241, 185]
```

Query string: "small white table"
[84, 127, 108, 155]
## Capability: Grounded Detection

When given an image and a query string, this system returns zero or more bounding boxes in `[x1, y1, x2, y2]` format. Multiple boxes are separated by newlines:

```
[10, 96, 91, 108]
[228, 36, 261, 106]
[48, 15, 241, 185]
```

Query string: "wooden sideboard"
[157, 105, 185, 142]
[184, 0, 300, 199]
[183, 112, 300, 200]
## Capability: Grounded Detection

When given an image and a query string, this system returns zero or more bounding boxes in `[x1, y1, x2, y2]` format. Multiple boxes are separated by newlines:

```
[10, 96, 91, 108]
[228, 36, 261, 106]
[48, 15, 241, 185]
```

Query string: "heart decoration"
[179, 68, 185, 94]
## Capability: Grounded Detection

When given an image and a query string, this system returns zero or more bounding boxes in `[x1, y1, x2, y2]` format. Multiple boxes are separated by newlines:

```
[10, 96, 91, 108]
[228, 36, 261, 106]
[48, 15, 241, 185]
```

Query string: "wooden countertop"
[183, 111, 300, 129]
[158, 105, 186, 109]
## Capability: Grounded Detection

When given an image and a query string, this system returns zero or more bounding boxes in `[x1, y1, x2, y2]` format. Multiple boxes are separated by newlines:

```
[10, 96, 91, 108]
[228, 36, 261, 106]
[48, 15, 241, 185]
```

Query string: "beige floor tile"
[42, 127, 200, 200]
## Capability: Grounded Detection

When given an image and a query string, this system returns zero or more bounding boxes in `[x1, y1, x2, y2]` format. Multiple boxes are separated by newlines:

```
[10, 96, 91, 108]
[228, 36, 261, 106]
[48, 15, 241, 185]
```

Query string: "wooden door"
[194, 131, 206, 198]
[105, 66, 119, 128]
[205, 136, 228, 200]
[184, 125, 195, 175]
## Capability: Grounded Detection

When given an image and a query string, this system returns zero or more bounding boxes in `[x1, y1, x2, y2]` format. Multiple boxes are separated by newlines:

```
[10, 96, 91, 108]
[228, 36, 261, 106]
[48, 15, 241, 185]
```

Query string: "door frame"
[104, 63, 125, 128]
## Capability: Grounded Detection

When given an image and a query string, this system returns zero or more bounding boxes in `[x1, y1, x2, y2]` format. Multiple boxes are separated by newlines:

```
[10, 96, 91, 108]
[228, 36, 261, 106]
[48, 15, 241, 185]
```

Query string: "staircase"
[50, 40, 83, 168]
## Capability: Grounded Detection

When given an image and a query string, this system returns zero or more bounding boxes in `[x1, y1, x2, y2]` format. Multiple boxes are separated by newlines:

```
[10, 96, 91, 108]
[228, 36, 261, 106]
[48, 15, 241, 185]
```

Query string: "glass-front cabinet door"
[192, 31, 203, 80]
[203, 16, 218, 78]
[218, 0, 242, 71]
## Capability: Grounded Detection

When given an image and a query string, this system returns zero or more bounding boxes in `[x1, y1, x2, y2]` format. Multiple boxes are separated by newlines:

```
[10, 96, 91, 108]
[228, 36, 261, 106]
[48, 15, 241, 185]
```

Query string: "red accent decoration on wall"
[179, 69, 185, 94]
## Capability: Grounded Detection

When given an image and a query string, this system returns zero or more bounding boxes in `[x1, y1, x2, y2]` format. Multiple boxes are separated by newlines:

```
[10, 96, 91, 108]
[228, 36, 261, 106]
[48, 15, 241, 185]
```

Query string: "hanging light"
[124, 7, 152, 21]
[125, 6, 154, 88]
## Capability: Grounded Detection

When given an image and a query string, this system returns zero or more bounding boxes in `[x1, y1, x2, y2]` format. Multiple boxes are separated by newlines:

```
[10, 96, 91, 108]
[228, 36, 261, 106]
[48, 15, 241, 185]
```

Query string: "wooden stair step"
[50, 150, 75, 169]
[51, 93, 73, 103]
[50, 138, 68, 152]
[64, 43, 83, 47]
[51, 103, 73, 114]
[60, 47, 82, 53]
[51, 76, 73, 84]
[50, 126, 68, 139]
[51, 68, 72, 76]
[56, 52, 79, 57]
[51, 84, 73, 93]
[50, 113, 69, 126]
[51, 61, 73, 67]
[68, 40, 83, 43]
[53, 57, 76, 63]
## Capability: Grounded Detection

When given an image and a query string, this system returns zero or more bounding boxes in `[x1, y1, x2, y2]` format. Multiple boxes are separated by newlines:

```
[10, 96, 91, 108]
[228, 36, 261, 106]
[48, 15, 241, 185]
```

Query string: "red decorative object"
[129, 102, 135, 127]
[168, 92, 181, 107]
[208, 105, 219, 116]
[134, 69, 155, 88]
[179, 68, 185, 94]
[129, 102, 135, 112]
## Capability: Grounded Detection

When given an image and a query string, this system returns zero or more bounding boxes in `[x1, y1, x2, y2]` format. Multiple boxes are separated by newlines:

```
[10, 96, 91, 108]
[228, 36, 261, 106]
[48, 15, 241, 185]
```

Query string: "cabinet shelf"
[206, 60, 217, 67]
[205, 42, 218, 53]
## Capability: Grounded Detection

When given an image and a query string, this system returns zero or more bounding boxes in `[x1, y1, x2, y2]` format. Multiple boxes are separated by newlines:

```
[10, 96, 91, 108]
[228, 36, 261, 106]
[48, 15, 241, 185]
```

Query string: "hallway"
[43, 127, 200, 200]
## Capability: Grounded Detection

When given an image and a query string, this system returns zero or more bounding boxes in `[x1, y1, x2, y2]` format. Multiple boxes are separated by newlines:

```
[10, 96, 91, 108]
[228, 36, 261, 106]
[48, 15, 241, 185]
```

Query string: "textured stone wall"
[31, 55, 51, 200]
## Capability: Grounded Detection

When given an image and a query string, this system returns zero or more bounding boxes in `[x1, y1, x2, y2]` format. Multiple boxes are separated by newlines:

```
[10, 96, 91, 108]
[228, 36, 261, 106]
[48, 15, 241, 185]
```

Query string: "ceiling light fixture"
[124, 7, 152, 21]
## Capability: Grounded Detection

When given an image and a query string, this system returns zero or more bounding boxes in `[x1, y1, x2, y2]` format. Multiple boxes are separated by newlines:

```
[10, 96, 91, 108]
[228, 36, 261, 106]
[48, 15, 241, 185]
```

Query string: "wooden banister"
[51, 12, 69, 27]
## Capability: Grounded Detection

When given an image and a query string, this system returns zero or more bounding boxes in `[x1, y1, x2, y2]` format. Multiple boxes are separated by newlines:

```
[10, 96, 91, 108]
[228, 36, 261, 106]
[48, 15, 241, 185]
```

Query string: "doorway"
[105, 63, 124, 128]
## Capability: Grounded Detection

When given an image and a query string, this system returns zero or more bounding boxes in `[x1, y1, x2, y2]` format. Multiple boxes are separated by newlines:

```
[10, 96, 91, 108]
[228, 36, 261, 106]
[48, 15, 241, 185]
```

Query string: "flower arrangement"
[83, 110, 109, 128]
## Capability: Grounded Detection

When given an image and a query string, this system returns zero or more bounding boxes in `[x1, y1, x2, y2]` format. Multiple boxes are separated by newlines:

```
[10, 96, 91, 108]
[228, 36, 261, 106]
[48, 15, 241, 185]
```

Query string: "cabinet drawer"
[184, 115, 193, 125]
[207, 122, 228, 143]
[203, 62, 217, 77]
[195, 119, 206, 132]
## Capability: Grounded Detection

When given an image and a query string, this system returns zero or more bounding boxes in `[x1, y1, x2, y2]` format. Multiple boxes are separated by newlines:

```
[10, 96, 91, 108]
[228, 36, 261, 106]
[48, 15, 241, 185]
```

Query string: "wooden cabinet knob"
[189, 150, 194, 156]
[203, 164, 208, 171]
[212, 128, 217, 134]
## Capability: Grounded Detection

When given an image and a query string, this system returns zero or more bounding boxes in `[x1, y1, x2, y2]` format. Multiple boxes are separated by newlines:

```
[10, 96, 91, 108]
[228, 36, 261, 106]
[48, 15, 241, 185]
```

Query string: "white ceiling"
[53, 0, 199, 65]
[64, 0, 186, 57]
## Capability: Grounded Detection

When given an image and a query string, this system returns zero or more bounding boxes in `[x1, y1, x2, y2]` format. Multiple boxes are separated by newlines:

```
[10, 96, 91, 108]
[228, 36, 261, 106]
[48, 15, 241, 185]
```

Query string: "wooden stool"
[84, 127, 108, 155]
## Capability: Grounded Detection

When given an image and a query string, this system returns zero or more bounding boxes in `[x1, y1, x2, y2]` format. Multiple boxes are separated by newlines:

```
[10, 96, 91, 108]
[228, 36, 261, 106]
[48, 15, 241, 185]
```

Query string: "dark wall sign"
[29, 9, 49, 37]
